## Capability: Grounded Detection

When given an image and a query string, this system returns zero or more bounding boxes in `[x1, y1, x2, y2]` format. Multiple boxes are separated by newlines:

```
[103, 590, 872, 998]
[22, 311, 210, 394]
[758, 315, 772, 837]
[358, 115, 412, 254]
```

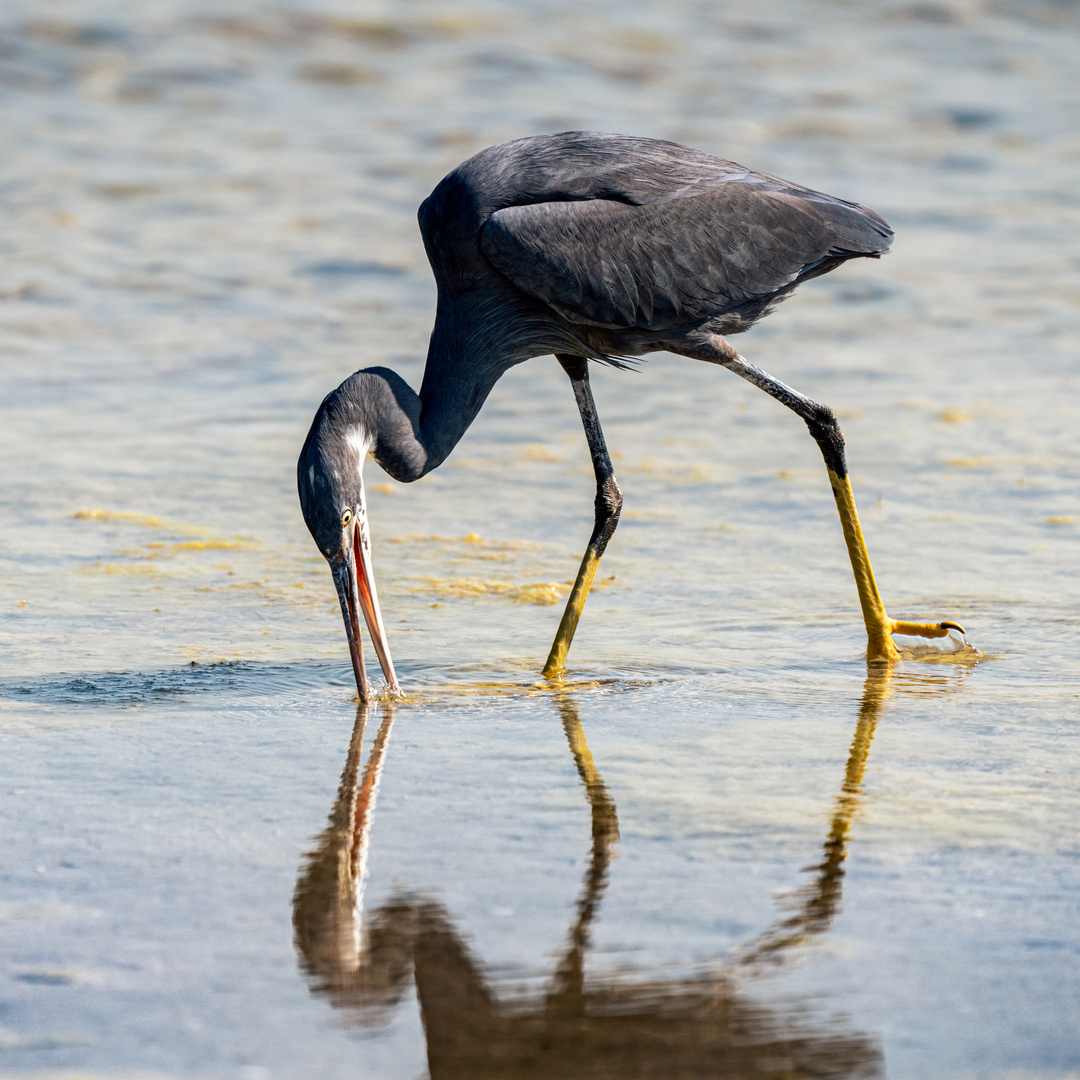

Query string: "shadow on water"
[287, 666, 956, 1078]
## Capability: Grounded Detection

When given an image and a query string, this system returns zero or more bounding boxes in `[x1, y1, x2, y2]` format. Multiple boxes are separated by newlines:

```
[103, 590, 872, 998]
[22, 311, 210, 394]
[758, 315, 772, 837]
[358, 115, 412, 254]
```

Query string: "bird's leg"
[544, 356, 623, 676]
[687, 336, 962, 662]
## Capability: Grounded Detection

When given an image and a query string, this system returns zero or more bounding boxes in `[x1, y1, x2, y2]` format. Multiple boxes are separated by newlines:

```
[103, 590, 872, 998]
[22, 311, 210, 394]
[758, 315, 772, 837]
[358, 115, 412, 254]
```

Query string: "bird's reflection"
[292, 672, 919, 1076]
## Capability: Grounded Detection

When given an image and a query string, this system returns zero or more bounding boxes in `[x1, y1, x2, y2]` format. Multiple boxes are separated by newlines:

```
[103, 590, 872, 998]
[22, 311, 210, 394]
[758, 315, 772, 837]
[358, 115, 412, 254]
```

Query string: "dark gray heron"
[298, 131, 962, 700]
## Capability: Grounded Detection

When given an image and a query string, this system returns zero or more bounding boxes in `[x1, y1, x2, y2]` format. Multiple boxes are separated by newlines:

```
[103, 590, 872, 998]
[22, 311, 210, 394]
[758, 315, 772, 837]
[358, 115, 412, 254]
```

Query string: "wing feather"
[480, 181, 891, 331]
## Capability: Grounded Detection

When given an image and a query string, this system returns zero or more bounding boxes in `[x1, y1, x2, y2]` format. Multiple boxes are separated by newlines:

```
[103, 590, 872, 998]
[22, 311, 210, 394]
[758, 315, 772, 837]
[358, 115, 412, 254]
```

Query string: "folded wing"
[480, 181, 892, 331]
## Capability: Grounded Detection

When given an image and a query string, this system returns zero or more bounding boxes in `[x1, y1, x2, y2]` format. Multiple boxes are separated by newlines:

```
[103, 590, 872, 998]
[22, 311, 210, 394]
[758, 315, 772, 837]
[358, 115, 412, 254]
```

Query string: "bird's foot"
[868, 619, 971, 663]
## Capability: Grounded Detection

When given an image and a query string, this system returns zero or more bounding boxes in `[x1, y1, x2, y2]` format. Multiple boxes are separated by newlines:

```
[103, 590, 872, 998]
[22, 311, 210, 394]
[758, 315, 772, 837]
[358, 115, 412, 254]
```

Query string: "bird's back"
[419, 132, 893, 335]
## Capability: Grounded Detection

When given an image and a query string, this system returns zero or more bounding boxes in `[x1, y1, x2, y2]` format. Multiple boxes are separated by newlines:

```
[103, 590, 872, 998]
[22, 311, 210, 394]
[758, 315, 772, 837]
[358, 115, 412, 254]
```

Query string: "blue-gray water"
[1, 1, 1078, 1077]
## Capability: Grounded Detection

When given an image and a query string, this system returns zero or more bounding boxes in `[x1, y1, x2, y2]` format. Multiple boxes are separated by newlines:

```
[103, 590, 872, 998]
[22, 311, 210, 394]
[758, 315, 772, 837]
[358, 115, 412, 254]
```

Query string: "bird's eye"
[341, 509, 353, 527]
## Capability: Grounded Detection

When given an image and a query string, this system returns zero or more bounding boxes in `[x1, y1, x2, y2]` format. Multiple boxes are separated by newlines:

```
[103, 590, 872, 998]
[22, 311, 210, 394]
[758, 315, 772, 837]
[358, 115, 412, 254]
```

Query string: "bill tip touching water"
[298, 131, 972, 701]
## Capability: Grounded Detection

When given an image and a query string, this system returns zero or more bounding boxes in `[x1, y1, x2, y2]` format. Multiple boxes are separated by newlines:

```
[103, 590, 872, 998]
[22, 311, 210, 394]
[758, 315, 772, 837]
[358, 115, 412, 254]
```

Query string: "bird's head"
[298, 396, 399, 702]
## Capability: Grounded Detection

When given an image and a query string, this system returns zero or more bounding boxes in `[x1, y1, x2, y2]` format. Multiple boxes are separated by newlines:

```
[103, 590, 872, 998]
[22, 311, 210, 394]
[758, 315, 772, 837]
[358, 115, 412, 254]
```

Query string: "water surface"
[1, 0, 1079, 1077]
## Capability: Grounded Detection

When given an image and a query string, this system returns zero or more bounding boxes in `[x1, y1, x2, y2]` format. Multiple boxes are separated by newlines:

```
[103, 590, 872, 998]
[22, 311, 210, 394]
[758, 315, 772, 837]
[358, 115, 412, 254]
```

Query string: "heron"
[298, 131, 963, 701]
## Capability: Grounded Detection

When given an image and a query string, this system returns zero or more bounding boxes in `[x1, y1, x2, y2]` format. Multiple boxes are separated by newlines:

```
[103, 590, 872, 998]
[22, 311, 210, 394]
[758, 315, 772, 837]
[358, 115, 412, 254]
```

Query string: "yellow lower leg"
[827, 470, 900, 662]
[827, 471, 960, 659]
[678, 341, 961, 660]
[553, 690, 618, 834]
[544, 547, 604, 677]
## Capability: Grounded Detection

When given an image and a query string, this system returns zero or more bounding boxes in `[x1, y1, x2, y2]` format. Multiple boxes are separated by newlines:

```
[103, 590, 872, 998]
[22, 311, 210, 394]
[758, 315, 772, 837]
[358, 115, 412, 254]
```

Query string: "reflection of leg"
[683, 335, 962, 661]
[553, 692, 619, 850]
[741, 666, 892, 965]
[544, 355, 623, 676]
[548, 690, 619, 1011]
[805, 667, 891, 933]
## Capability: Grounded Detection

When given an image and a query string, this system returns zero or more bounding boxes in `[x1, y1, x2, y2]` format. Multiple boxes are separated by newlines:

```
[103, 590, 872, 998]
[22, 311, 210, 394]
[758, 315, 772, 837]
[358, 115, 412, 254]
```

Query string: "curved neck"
[360, 289, 557, 481]
[337, 358, 496, 484]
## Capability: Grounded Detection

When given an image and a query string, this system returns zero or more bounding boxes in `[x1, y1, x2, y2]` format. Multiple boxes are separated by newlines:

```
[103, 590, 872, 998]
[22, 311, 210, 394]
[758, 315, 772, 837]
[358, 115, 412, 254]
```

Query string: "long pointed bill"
[352, 510, 400, 696]
[332, 561, 369, 702]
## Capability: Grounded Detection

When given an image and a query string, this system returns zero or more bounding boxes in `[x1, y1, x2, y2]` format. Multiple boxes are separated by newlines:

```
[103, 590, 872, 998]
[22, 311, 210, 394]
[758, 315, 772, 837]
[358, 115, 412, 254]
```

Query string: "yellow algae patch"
[388, 532, 549, 553]
[168, 539, 252, 552]
[623, 459, 714, 484]
[411, 575, 569, 605]
[84, 561, 166, 576]
[663, 436, 711, 448]
[423, 13, 511, 36]
[411, 573, 619, 606]
[386, 532, 457, 544]
[114, 538, 257, 561]
[948, 457, 991, 468]
[612, 28, 675, 53]
[186, 577, 334, 612]
[1045, 516, 1075, 525]
[515, 582, 567, 605]
[369, 483, 395, 495]
[179, 646, 245, 663]
[72, 507, 215, 538]
[296, 62, 379, 85]
[519, 444, 562, 463]
[939, 408, 972, 424]
[118, 545, 167, 559]
[197, 580, 269, 592]
[72, 508, 167, 528]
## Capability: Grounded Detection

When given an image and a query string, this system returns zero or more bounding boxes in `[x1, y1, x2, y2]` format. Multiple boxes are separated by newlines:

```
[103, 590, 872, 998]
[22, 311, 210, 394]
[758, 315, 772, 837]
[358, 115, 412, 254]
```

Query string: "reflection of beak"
[331, 505, 400, 702]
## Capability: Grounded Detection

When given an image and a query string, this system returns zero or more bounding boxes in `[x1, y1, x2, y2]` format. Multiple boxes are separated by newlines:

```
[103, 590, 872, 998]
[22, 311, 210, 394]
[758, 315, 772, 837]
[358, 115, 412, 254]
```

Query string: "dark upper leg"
[663, 333, 852, 478]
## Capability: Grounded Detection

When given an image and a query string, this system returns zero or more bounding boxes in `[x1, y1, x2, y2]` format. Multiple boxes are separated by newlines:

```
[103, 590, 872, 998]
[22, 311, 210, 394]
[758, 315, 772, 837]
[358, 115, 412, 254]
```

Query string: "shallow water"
[1, 0, 1079, 1077]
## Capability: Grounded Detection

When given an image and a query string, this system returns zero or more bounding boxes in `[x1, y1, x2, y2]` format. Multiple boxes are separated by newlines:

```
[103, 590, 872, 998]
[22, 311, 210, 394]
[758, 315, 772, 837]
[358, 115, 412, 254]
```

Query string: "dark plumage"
[406, 132, 891, 471]
[304, 134, 891, 482]
[298, 131, 956, 700]
[476, 139, 890, 334]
